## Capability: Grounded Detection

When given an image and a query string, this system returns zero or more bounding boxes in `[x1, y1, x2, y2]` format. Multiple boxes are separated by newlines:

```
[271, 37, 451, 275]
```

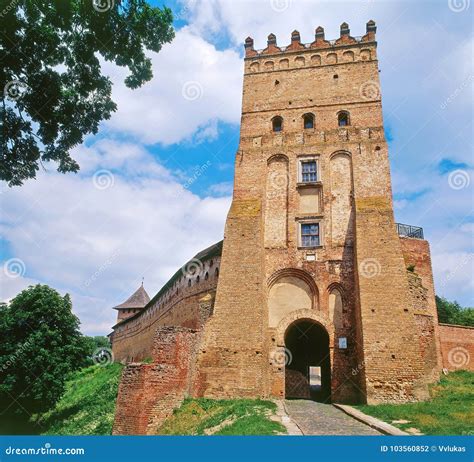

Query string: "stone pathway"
[285, 400, 381, 435]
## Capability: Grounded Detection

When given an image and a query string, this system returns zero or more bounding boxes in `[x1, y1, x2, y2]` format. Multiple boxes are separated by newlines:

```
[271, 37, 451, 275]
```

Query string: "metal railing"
[396, 223, 424, 239]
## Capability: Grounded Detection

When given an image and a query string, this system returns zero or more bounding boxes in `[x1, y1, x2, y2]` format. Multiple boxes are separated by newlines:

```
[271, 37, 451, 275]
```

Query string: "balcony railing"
[396, 223, 424, 239]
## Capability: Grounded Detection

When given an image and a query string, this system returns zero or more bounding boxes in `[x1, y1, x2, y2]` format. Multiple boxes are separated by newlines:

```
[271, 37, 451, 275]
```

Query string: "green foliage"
[157, 398, 287, 435]
[0, 285, 90, 417]
[356, 371, 474, 435]
[436, 296, 474, 327]
[83, 335, 110, 359]
[33, 363, 123, 435]
[1, 0, 174, 186]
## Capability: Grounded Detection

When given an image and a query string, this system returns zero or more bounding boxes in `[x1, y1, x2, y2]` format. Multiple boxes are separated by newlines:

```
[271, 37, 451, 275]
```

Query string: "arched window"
[196, 275, 200, 283]
[188, 279, 191, 287]
[215, 267, 219, 277]
[338, 111, 350, 127]
[272, 116, 283, 132]
[303, 113, 314, 129]
[205, 272, 209, 280]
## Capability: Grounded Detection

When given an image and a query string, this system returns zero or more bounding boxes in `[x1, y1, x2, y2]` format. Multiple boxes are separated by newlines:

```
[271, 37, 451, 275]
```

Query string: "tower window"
[303, 113, 314, 129]
[301, 223, 320, 247]
[272, 116, 283, 132]
[301, 160, 317, 182]
[338, 111, 350, 127]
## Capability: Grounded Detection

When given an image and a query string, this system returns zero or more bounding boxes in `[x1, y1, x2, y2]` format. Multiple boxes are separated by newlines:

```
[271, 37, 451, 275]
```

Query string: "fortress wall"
[111, 257, 220, 362]
[439, 324, 474, 372]
[113, 327, 200, 435]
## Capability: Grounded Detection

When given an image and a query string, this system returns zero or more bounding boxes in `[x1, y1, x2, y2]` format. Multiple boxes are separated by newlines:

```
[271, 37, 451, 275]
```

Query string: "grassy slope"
[33, 363, 123, 435]
[356, 370, 474, 435]
[157, 398, 287, 435]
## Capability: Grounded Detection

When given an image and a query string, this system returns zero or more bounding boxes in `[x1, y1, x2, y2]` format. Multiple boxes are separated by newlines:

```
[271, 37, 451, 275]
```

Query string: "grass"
[355, 370, 474, 435]
[32, 363, 123, 435]
[156, 398, 287, 435]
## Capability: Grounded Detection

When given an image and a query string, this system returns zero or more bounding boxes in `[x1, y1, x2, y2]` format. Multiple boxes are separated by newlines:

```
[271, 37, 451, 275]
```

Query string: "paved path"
[285, 400, 381, 435]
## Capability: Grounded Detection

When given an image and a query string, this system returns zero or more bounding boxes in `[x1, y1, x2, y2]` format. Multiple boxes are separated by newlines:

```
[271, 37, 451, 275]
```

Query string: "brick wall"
[110, 257, 220, 362]
[439, 324, 474, 371]
[112, 327, 201, 435]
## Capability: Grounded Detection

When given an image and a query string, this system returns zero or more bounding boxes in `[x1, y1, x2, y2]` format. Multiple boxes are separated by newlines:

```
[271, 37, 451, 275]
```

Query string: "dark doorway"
[284, 320, 331, 402]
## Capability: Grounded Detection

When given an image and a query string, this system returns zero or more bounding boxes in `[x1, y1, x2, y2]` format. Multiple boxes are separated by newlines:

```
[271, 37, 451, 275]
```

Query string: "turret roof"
[113, 283, 150, 310]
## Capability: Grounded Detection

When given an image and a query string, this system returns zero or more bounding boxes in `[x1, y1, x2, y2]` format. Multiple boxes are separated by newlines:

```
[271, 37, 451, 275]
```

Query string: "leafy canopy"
[436, 296, 474, 327]
[1, 0, 174, 186]
[0, 285, 90, 416]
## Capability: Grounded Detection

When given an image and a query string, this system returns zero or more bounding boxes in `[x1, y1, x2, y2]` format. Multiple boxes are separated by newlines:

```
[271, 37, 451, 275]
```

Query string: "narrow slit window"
[301, 223, 320, 247]
[338, 111, 350, 127]
[303, 113, 314, 129]
[272, 116, 283, 132]
[301, 160, 317, 182]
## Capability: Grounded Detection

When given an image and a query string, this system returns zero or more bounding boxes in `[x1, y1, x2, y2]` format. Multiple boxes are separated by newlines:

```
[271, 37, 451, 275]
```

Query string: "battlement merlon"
[244, 21, 377, 59]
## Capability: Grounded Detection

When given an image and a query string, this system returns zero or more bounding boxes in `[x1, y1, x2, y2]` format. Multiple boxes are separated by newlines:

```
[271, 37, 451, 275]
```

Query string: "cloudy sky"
[1, 0, 472, 335]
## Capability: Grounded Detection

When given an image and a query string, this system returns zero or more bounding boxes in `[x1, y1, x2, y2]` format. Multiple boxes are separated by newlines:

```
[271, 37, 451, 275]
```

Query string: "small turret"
[113, 282, 150, 323]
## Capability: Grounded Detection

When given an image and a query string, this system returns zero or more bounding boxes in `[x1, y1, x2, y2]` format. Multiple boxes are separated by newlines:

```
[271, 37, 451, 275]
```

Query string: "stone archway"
[273, 310, 334, 403]
[284, 319, 331, 402]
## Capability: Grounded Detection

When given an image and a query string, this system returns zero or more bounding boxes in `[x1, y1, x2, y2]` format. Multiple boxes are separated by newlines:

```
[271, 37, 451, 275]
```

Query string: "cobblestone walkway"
[285, 400, 381, 435]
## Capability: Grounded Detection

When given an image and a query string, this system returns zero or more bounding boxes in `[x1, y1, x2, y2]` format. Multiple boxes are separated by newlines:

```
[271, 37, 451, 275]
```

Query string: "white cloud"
[101, 27, 243, 145]
[0, 141, 231, 335]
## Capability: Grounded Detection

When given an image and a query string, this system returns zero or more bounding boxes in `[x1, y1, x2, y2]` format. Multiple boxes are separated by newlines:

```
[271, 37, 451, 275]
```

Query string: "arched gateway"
[284, 319, 331, 402]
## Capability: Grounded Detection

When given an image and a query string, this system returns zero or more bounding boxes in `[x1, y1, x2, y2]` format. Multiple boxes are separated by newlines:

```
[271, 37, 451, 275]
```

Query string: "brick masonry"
[110, 22, 473, 434]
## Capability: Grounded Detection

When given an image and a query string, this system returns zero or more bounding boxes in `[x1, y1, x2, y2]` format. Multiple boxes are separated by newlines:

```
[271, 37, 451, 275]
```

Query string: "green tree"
[83, 335, 110, 358]
[1, 0, 174, 186]
[0, 285, 89, 419]
[436, 296, 474, 327]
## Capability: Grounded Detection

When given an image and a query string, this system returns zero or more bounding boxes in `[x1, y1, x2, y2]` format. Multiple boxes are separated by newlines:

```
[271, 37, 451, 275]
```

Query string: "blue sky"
[0, 0, 472, 335]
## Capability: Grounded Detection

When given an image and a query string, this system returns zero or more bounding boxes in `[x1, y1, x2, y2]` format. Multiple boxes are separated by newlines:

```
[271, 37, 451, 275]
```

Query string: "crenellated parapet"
[244, 21, 377, 74]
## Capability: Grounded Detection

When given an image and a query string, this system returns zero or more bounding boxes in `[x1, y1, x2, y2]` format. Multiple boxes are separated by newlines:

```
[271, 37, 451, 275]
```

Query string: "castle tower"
[113, 283, 150, 323]
[196, 21, 441, 404]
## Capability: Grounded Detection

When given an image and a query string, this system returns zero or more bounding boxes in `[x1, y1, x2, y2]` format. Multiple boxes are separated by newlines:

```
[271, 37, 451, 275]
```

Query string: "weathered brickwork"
[110, 22, 471, 434]
[438, 324, 474, 372]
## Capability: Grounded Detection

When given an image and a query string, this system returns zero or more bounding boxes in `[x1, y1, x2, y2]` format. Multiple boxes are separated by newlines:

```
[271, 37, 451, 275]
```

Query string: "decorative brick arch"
[267, 153, 289, 165]
[274, 308, 334, 347]
[268, 268, 318, 299]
